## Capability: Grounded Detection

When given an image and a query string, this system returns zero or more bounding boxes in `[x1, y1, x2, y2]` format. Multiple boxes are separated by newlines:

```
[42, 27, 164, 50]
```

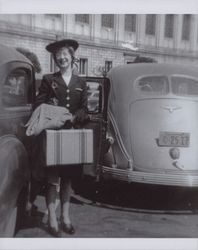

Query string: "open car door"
[82, 76, 110, 179]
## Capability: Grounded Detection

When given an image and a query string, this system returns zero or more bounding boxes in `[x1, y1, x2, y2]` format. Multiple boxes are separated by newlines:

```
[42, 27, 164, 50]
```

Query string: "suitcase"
[45, 129, 93, 166]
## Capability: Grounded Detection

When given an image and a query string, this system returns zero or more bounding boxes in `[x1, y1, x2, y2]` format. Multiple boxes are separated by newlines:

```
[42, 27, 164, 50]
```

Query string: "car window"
[86, 81, 100, 113]
[171, 76, 198, 96]
[137, 76, 169, 95]
[2, 69, 29, 107]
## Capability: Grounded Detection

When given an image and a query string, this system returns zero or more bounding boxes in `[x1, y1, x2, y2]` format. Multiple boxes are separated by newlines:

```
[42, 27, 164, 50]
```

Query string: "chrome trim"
[3, 104, 32, 112]
[108, 110, 132, 167]
[0, 106, 32, 119]
[134, 165, 198, 175]
[101, 165, 198, 187]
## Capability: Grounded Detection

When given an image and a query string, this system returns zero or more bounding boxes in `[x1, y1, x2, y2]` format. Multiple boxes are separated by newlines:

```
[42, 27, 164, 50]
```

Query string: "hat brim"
[46, 39, 79, 53]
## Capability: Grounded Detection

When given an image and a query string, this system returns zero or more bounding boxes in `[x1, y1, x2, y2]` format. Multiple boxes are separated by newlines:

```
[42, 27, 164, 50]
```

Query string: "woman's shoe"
[61, 222, 75, 235]
[48, 221, 62, 237]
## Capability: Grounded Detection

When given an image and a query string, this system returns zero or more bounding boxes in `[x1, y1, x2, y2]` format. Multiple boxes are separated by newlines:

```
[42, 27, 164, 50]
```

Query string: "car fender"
[0, 134, 29, 237]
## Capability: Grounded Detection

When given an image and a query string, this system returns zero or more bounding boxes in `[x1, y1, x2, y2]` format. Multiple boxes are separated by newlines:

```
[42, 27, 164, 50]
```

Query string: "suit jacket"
[34, 71, 88, 116]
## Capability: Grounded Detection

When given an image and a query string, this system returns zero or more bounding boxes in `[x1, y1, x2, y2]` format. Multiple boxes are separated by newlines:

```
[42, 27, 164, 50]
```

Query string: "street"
[15, 180, 198, 238]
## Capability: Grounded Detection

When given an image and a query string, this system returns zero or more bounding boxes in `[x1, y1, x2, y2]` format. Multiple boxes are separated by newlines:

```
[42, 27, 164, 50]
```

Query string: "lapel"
[51, 71, 66, 87]
[68, 74, 78, 89]
[50, 71, 67, 97]
[49, 72, 80, 99]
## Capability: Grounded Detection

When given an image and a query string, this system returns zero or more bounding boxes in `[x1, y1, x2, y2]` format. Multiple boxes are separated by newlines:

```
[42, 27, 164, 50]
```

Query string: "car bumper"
[101, 165, 198, 187]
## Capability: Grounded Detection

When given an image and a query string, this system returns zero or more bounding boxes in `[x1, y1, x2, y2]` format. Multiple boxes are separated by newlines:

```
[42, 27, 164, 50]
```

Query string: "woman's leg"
[46, 168, 59, 231]
[26, 178, 41, 215]
[46, 183, 59, 229]
[60, 177, 72, 224]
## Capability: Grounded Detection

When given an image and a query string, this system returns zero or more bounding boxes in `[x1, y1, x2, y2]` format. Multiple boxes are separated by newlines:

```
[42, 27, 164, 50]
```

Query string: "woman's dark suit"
[32, 71, 88, 186]
[35, 71, 88, 123]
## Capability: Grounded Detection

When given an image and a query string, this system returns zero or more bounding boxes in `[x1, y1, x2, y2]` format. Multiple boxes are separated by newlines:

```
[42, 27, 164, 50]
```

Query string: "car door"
[82, 76, 110, 177]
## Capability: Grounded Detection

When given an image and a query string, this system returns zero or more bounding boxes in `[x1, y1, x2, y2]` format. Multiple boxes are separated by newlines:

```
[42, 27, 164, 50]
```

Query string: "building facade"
[0, 14, 198, 77]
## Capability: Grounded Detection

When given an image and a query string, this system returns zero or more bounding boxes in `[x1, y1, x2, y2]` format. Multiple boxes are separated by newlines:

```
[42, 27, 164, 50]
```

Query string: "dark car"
[0, 44, 35, 236]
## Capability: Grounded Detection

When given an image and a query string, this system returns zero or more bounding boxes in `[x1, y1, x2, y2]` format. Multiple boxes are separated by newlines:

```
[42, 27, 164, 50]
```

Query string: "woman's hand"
[73, 109, 89, 124]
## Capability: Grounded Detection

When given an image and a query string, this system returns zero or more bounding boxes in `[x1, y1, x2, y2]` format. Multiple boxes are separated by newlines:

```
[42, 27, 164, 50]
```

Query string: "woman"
[34, 39, 88, 237]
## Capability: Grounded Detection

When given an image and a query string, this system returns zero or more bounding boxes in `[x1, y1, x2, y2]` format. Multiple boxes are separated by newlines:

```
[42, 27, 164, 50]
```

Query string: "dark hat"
[46, 39, 79, 53]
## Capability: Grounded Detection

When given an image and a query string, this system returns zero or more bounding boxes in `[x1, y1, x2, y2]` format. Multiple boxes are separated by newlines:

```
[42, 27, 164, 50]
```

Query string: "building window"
[145, 14, 156, 35]
[101, 14, 114, 29]
[182, 14, 191, 41]
[164, 14, 174, 38]
[105, 61, 113, 72]
[79, 58, 88, 76]
[45, 14, 61, 19]
[125, 14, 136, 32]
[75, 14, 89, 24]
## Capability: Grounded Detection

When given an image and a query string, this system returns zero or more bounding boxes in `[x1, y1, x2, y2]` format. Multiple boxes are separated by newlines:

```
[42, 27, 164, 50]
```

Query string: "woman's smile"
[55, 47, 72, 69]
[57, 58, 69, 66]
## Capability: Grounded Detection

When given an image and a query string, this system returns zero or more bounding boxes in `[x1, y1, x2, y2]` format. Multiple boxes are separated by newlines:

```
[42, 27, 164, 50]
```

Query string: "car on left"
[0, 44, 35, 237]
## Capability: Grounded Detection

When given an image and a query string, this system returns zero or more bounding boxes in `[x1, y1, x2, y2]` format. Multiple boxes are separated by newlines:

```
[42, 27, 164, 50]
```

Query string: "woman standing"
[34, 39, 88, 237]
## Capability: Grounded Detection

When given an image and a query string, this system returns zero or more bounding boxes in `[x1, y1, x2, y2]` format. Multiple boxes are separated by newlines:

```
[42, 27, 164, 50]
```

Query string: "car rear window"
[171, 76, 198, 96]
[2, 69, 28, 106]
[137, 76, 169, 95]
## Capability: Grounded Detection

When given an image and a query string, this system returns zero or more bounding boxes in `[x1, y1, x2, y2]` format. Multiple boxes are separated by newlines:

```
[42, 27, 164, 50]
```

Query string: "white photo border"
[0, 0, 198, 249]
[0, 0, 197, 14]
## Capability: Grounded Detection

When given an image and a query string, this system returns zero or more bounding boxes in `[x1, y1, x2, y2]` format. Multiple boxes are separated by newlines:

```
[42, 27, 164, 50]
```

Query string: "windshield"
[171, 76, 198, 96]
[137, 76, 169, 95]
[3, 68, 28, 106]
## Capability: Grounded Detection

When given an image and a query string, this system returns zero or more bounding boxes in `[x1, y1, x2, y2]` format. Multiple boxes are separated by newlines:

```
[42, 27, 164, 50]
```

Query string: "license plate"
[158, 132, 190, 147]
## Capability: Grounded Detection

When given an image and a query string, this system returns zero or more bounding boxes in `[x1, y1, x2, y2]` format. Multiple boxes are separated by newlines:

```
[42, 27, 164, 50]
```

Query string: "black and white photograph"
[0, 0, 198, 249]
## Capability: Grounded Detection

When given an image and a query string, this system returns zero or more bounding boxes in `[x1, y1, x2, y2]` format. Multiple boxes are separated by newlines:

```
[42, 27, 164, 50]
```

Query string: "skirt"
[46, 164, 83, 185]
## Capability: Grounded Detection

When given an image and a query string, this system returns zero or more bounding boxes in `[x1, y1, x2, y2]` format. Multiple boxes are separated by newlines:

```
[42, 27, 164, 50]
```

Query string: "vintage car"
[0, 45, 35, 236]
[100, 63, 198, 187]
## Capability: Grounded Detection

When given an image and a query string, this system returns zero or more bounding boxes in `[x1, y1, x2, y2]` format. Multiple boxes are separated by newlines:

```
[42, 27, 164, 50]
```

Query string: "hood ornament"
[161, 105, 182, 113]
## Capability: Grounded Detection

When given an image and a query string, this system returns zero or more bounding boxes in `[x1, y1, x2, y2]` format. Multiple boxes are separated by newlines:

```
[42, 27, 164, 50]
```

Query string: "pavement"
[15, 191, 198, 238]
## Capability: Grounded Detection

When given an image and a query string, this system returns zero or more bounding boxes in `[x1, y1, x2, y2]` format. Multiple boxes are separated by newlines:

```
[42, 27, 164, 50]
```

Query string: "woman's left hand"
[73, 109, 89, 123]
